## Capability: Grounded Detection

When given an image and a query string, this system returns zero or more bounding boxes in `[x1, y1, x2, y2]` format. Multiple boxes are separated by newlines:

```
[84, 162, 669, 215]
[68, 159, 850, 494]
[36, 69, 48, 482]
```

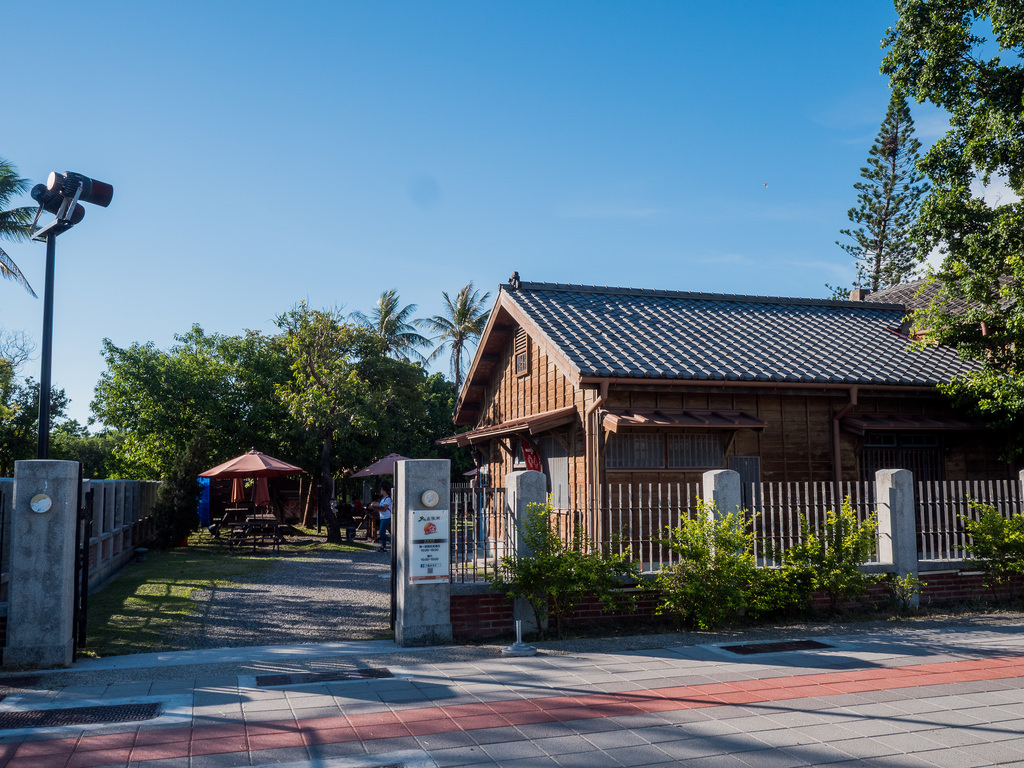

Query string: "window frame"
[605, 431, 727, 470]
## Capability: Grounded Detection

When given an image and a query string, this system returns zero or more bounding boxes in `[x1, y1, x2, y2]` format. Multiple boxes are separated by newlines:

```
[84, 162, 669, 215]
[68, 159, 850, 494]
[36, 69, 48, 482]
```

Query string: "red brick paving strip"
[3, 654, 1023, 768]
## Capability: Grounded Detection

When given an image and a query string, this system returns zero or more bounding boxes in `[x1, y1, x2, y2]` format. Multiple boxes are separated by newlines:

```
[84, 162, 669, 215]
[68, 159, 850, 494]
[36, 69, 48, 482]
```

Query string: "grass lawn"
[83, 528, 376, 658]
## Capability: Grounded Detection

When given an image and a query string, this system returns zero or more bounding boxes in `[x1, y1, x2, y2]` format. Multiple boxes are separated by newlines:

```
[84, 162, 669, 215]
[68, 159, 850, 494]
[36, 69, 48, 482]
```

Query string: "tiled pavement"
[1, 625, 1024, 767]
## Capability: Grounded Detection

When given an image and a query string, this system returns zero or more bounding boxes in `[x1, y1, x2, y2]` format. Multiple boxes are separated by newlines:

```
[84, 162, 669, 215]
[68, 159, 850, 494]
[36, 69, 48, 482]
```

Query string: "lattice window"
[860, 432, 944, 482]
[667, 434, 724, 468]
[605, 434, 665, 469]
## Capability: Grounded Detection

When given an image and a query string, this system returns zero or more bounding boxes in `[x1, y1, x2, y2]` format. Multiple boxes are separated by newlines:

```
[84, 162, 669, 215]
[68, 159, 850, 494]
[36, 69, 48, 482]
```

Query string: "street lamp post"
[29, 171, 113, 459]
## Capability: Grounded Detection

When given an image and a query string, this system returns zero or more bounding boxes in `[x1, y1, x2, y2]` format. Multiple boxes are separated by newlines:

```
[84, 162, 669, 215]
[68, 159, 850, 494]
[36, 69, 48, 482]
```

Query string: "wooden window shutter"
[514, 328, 529, 376]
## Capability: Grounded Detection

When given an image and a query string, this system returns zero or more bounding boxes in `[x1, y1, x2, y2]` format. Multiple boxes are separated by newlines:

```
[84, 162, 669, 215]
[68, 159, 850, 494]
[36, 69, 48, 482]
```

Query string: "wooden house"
[441, 276, 1015, 512]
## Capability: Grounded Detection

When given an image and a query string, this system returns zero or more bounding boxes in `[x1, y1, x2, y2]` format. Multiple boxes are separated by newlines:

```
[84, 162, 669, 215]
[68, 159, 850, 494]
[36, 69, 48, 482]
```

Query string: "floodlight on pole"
[30, 170, 114, 459]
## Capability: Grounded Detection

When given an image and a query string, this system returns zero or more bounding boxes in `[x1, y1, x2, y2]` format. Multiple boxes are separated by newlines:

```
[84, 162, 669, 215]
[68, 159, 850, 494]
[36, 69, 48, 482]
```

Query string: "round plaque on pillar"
[30, 494, 53, 514]
[420, 490, 439, 508]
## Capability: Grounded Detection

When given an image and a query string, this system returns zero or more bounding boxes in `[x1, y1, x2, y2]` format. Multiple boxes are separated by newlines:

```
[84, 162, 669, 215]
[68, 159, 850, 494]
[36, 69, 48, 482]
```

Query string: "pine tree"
[836, 92, 927, 293]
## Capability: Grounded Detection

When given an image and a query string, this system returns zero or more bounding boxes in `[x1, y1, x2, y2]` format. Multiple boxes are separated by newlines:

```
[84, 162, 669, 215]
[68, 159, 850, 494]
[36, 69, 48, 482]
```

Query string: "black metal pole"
[37, 231, 56, 459]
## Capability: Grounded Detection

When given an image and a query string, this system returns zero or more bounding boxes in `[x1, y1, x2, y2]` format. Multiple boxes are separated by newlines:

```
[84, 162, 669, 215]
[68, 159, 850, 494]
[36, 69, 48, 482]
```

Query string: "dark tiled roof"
[866, 277, 1013, 313]
[505, 281, 978, 386]
[862, 278, 934, 309]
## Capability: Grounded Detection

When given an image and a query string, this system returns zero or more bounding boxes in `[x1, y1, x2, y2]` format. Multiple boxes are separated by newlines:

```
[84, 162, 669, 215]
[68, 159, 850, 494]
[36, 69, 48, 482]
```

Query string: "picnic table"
[225, 514, 285, 553]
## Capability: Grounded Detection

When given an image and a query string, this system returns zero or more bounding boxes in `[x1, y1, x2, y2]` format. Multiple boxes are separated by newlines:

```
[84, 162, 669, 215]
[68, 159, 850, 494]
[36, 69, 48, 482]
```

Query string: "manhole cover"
[0, 702, 161, 730]
[721, 639, 832, 655]
[255, 668, 393, 687]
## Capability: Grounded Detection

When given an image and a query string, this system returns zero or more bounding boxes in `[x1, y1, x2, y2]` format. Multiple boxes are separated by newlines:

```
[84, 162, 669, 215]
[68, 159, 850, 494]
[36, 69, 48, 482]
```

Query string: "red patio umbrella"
[200, 449, 307, 479]
[251, 477, 271, 507]
[350, 453, 411, 478]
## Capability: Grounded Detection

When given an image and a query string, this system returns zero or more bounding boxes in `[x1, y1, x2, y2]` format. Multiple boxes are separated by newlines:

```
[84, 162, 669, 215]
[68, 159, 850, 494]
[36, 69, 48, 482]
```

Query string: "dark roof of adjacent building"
[501, 280, 978, 387]
[865, 276, 1014, 314]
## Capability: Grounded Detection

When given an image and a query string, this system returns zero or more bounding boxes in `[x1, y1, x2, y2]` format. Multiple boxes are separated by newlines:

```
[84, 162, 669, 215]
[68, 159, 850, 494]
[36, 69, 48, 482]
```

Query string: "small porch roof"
[841, 413, 979, 434]
[438, 405, 578, 447]
[602, 408, 767, 433]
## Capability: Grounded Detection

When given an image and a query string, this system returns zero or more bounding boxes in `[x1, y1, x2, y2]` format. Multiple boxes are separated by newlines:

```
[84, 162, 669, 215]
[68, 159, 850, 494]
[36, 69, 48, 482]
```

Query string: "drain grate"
[721, 639, 832, 655]
[0, 675, 42, 690]
[255, 668, 393, 687]
[0, 702, 161, 730]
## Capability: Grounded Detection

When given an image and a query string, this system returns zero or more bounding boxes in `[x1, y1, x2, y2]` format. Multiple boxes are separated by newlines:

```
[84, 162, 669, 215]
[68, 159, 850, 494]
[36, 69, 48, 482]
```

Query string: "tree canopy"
[92, 325, 303, 479]
[835, 91, 928, 293]
[351, 289, 431, 363]
[424, 281, 491, 394]
[882, 1, 1024, 431]
[0, 156, 37, 298]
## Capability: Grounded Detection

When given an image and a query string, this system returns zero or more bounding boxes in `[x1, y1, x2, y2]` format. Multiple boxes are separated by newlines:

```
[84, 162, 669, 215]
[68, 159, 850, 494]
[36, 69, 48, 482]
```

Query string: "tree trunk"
[320, 432, 342, 542]
[301, 478, 316, 528]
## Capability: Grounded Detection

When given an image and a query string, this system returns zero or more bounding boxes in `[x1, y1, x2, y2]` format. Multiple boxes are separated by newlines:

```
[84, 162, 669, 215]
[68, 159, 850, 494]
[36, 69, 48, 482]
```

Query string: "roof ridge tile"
[503, 279, 906, 311]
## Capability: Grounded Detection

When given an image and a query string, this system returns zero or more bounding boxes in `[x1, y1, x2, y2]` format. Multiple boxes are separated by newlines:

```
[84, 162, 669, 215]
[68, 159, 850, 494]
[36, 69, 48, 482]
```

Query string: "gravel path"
[174, 547, 393, 649]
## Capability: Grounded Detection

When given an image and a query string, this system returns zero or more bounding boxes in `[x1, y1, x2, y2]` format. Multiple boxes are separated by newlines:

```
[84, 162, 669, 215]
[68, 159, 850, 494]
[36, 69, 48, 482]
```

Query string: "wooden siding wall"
[476, 333, 594, 495]
[470, 331, 1013, 489]
[602, 389, 1013, 485]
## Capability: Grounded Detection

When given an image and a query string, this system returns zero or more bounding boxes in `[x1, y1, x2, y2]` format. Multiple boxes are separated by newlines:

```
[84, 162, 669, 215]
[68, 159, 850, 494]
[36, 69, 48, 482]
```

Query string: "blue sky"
[1, 1, 947, 425]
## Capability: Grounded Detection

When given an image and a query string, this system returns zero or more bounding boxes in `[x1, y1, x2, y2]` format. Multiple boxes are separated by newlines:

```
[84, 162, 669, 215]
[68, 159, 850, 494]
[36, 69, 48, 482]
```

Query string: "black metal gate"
[72, 464, 93, 658]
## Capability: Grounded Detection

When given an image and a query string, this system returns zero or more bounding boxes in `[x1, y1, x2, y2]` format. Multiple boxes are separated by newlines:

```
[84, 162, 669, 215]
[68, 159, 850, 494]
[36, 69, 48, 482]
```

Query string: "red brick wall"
[450, 569, 1015, 640]
[451, 594, 514, 640]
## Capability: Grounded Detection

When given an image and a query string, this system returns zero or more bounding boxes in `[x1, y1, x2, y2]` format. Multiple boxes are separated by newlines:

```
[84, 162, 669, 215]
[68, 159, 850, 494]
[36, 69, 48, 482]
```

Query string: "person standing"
[372, 484, 392, 552]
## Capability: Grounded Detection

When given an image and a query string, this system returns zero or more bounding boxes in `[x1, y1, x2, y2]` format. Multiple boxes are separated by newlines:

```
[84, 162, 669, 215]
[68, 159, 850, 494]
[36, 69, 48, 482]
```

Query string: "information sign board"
[408, 507, 450, 584]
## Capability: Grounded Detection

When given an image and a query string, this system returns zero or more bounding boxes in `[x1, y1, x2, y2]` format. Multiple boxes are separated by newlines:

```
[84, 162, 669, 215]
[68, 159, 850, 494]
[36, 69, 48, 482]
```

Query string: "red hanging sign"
[521, 438, 542, 472]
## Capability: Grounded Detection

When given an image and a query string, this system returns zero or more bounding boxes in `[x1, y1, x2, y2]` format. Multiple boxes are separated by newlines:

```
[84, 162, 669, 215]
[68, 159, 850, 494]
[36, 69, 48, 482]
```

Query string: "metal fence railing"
[449, 476, 1024, 579]
[917, 479, 1023, 561]
[753, 481, 878, 567]
[450, 486, 506, 583]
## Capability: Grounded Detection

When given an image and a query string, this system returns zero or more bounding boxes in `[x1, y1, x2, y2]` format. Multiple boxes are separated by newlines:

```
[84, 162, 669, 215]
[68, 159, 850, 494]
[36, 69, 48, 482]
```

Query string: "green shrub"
[781, 498, 879, 612]
[885, 572, 927, 614]
[490, 499, 638, 638]
[963, 503, 1024, 600]
[652, 502, 756, 630]
[745, 564, 812, 621]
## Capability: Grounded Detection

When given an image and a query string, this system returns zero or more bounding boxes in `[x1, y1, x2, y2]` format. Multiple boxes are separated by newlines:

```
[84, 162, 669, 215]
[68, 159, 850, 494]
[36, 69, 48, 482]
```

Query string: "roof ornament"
[509, 271, 520, 289]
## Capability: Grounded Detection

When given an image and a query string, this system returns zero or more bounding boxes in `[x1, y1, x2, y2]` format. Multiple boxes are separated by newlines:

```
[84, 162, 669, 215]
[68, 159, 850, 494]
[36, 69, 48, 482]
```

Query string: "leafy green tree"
[275, 303, 383, 542]
[50, 422, 124, 479]
[92, 326, 301, 479]
[836, 91, 928, 293]
[424, 282, 491, 394]
[351, 289, 432, 363]
[0, 378, 69, 476]
[882, 2, 1024, 431]
[0, 328, 33, 423]
[0, 157, 36, 298]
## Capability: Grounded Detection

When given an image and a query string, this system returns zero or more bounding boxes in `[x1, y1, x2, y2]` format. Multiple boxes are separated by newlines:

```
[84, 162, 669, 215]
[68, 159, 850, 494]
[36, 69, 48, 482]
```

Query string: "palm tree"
[424, 282, 491, 393]
[351, 289, 431, 362]
[0, 157, 36, 298]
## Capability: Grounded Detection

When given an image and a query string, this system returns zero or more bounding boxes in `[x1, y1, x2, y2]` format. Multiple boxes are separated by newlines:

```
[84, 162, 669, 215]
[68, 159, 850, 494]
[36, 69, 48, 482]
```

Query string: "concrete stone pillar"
[504, 470, 548, 634]
[6, 460, 80, 669]
[702, 469, 742, 518]
[0, 479, 13, 579]
[394, 459, 452, 647]
[876, 469, 918, 606]
[102, 480, 114, 534]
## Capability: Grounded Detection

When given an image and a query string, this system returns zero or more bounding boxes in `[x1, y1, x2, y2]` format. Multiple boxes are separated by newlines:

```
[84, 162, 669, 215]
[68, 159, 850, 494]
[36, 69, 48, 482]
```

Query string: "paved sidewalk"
[1, 624, 1023, 767]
